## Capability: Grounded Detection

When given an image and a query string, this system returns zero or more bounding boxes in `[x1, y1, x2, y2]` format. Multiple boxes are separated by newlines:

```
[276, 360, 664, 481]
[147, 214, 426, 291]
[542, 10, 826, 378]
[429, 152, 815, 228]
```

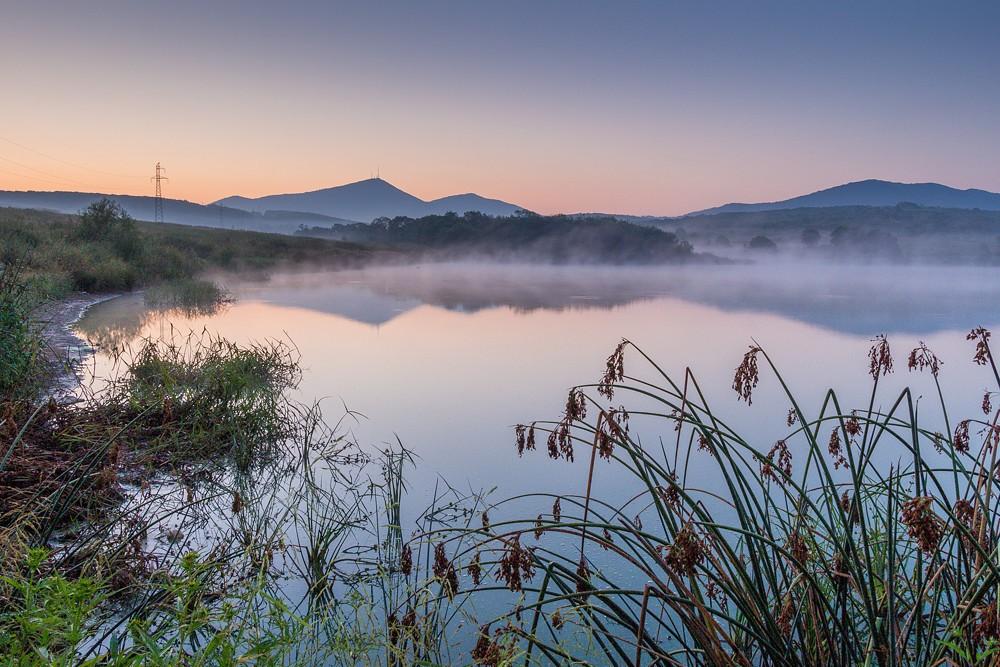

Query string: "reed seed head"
[400, 543, 412, 576]
[497, 534, 535, 592]
[908, 342, 941, 377]
[901, 496, 944, 555]
[828, 428, 847, 469]
[787, 531, 810, 565]
[471, 625, 501, 666]
[663, 521, 705, 577]
[575, 556, 592, 597]
[954, 420, 970, 453]
[761, 439, 792, 480]
[598, 340, 627, 400]
[968, 327, 992, 366]
[868, 334, 894, 379]
[732, 346, 761, 404]
[467, 551, 482, 586]
[565, 389, 587, 422]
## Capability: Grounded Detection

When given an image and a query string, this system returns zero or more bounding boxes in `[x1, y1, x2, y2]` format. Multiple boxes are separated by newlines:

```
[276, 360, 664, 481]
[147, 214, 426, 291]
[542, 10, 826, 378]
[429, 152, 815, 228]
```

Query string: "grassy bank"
[0, 202, 381, 296]
[0, 205, 417, 665]
[0, 256, 420, 665]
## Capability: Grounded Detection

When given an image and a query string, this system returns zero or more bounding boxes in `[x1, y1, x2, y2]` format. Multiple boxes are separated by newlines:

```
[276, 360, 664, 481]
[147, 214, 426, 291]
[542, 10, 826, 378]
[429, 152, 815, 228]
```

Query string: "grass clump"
[0, 333, 302, 537]
[144, 278, 231, 315]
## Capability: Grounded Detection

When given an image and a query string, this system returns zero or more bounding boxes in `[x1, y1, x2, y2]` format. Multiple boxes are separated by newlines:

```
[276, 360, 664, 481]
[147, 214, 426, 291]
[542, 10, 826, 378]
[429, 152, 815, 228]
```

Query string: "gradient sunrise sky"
[2, 1, 998, 215]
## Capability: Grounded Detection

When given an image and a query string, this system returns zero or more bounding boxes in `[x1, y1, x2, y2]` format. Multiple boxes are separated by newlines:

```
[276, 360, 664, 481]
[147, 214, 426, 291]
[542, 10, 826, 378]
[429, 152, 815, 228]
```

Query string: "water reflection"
[207, 263, 1000, 335]
[73, 262, 1000, 659]
[76, 262, 1000, 503]
[76, 293, 232, 350]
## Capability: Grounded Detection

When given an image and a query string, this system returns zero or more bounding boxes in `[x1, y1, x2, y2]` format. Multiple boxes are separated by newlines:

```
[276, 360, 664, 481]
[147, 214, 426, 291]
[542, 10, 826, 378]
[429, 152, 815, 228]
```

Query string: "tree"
[78, 199, 141, 260]
[801, 228, 821, 246]
[748, 235, 778, 252]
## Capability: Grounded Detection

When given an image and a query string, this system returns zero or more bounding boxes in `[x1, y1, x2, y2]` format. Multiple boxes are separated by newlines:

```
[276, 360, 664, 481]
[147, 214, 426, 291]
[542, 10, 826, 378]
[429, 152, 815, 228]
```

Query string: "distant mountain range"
[3, 178, 999, 237]
[0, 190, 357, 233]
[215, 177, 524, 222]
[685, 179, 1000, 216]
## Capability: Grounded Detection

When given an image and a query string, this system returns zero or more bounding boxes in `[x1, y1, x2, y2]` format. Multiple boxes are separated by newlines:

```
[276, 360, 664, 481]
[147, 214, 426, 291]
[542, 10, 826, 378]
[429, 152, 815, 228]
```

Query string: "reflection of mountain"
[79, 264, 1000, 340]
[236, 265, 1000, 336]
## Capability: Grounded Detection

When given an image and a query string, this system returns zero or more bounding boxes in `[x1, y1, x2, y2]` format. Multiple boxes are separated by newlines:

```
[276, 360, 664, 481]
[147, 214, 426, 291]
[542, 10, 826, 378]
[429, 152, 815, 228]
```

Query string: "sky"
[1, 1, 999, 216]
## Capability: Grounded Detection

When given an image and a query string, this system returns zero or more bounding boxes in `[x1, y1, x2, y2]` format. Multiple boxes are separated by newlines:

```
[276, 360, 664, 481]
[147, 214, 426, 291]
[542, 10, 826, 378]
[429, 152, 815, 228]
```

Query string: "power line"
[0, 135, 133, 179]
[0, 164, 81, 188]
[0, 154, 93, 188]
[151, 162, 168, 223]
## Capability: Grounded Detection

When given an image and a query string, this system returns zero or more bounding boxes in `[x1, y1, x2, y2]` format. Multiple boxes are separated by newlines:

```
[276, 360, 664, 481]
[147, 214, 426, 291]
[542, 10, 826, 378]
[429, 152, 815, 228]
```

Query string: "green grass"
[0, 203, 382, 295]
[0, 204, 429, 665]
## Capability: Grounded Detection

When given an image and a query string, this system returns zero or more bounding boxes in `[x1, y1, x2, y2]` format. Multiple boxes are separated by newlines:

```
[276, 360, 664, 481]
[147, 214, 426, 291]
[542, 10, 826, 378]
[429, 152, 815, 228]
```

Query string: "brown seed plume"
[733, 345, 761, 404]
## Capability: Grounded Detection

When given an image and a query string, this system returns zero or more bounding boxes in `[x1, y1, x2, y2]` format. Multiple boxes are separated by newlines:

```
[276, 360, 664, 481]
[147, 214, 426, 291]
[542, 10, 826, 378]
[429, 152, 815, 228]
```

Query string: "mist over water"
[76, 261, 1000, 503]
[68, 260, 1000, 655]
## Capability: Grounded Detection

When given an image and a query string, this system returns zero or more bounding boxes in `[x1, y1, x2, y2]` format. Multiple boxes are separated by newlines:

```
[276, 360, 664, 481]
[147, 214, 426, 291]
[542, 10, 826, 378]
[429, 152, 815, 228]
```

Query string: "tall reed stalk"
[417, 330, 1000, 665]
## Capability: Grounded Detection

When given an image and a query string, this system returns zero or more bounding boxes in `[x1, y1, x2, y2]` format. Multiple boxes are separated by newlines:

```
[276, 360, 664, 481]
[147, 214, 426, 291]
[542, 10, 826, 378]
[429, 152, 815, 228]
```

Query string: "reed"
[414, 330, 1000, 665]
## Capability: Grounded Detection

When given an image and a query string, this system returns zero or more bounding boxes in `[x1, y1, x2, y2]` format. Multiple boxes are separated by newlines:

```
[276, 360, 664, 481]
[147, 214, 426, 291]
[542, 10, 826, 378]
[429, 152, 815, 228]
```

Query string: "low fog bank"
[657, 204, 1000, 266]
[215, 261, 1000, 337]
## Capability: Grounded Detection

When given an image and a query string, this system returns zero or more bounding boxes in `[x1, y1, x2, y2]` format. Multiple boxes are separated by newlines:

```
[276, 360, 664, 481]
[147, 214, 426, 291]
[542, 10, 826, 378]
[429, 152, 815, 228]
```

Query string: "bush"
[0, 259, 42, 402]
[65, 252, 139, 292]
[77, 199, 143, 262]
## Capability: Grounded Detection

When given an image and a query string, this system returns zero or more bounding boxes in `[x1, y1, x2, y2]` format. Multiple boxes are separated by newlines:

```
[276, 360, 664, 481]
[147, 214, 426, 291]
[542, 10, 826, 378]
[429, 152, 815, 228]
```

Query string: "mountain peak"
[214, 178, 523, 221]
[687, 179, 1000, 216]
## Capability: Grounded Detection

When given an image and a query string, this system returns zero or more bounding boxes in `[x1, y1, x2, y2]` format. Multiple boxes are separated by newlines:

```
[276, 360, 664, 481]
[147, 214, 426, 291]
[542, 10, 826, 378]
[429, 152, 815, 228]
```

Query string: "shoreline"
[37, 291, 124, 400]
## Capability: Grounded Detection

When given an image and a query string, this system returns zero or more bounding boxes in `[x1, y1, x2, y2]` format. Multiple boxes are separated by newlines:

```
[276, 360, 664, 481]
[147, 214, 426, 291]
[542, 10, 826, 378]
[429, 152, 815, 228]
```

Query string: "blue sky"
[2, 1, 998, 214]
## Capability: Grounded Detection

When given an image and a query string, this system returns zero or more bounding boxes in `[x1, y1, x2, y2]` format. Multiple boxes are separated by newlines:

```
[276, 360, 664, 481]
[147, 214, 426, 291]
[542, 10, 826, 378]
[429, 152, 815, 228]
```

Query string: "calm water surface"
[76, 262, 1000, 507]
[74, 261, 1000, 656]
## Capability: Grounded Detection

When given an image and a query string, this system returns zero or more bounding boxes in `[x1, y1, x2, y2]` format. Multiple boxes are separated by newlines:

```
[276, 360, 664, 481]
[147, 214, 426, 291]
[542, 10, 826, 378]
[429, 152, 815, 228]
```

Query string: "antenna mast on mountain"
[151, 162, 168, 223]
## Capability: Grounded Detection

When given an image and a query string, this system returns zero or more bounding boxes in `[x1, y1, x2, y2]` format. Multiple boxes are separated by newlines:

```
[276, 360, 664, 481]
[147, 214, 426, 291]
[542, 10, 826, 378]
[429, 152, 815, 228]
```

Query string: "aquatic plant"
[426, 328, 1000, 665]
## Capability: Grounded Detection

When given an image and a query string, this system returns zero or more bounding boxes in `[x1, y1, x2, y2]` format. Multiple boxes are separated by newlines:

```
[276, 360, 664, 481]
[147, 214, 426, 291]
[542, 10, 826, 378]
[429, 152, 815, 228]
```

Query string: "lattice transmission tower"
[151, 162, 168, 223]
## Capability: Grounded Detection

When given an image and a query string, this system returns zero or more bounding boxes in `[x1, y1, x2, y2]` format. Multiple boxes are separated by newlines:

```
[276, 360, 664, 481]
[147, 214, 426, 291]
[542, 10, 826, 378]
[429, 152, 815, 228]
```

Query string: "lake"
[74, 261, 1000, 657]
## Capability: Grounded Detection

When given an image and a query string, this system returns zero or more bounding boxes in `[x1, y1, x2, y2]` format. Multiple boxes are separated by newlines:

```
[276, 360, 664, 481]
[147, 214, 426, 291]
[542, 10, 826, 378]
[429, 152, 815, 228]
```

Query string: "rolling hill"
[687, 179, 1000, 216]
[215, 177, 524, 221]
[0, 190, 358, 233]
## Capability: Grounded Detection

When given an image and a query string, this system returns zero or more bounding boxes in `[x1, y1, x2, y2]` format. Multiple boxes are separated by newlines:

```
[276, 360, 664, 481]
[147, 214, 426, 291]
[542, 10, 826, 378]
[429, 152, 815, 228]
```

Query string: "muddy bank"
[35, 292, 123, 400]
